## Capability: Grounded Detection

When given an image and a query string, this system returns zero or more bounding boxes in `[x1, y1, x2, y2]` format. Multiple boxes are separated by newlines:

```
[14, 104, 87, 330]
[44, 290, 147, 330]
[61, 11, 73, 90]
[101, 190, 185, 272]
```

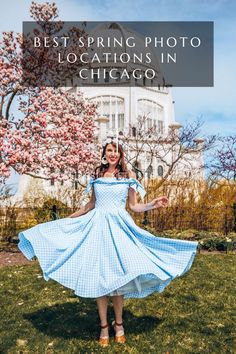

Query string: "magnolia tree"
[0, 1, 99, 184]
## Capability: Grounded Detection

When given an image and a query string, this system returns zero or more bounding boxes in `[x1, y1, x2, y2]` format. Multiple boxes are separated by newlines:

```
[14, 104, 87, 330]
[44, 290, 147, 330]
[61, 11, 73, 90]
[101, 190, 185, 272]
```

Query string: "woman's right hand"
[149, 196, 169, 209]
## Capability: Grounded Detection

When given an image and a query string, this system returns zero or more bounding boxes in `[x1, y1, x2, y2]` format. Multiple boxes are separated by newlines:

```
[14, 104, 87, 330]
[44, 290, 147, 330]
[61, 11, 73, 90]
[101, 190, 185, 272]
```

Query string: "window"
[132, 126, 137, 137]
[118, 113, 124, 130]
[138, 99, 164, 132]
[147, 164, 153, 178]
[93, 73, 98, 83]
[147, 118, 152, 129]
[112, 114, 116, 129]
[105, 71, 109, 83]
[157, 165, 164, 177]
[158, 120, 164, 134]
[88, 96, 125, 131]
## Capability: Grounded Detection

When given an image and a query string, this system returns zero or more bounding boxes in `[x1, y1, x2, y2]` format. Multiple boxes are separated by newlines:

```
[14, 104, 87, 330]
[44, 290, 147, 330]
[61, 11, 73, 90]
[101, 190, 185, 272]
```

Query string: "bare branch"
[5, 89, 18, 121]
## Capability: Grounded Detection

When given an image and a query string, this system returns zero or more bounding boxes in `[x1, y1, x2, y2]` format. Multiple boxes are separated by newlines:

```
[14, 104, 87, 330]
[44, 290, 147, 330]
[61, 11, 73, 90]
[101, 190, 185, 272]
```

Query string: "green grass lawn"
[0, 254, 235, 354]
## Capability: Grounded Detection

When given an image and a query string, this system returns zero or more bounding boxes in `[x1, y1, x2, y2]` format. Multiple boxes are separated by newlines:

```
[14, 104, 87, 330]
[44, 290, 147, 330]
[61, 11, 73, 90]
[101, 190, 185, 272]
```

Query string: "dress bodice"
[84, 177, 146, 210]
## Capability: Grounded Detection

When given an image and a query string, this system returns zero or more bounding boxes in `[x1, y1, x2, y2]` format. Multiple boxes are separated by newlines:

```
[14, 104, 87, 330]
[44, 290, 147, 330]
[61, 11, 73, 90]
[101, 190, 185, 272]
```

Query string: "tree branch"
[5, 89, 18, 121]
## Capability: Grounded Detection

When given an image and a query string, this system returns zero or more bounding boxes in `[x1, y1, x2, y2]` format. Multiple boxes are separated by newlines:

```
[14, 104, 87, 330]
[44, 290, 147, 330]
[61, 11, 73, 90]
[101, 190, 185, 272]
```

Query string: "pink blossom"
[0, 2, 100, 183]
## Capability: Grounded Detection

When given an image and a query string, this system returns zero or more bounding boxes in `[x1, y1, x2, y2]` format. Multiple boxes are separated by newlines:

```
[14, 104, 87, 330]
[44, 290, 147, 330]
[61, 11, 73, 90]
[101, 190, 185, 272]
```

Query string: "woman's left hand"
[149, 196, 169, 209]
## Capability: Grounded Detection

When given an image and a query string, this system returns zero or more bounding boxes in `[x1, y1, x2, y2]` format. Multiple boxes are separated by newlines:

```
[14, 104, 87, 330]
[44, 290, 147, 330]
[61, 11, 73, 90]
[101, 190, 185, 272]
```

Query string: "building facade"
[13, 22, 203, 204]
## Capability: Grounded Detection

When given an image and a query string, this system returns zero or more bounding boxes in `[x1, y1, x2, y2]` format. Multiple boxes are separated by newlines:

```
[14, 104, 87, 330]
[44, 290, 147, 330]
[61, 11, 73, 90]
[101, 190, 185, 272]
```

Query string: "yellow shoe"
[98, 323, 109, 347]
[112, 320, 126, 343]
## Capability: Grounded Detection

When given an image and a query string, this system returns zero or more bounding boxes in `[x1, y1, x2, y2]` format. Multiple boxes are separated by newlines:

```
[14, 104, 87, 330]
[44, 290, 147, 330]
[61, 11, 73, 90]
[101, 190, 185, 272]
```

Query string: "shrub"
[143, 227, 236, 252]
[34, 198, 69, 223]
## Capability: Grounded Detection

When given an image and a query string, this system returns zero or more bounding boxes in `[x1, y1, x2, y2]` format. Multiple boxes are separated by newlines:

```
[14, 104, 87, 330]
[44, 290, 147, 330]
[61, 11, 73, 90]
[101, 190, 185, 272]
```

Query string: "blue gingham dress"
[18, 177, 198, 299]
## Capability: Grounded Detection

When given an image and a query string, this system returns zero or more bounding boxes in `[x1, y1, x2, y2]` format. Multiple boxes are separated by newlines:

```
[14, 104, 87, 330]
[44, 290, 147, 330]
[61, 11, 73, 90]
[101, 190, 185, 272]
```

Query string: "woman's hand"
[148, 196, 169, 209]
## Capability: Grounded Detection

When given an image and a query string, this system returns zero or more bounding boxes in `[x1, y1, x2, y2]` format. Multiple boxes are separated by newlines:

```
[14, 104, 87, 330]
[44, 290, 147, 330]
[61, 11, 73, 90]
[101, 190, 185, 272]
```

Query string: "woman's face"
[105, 144, 121, 167]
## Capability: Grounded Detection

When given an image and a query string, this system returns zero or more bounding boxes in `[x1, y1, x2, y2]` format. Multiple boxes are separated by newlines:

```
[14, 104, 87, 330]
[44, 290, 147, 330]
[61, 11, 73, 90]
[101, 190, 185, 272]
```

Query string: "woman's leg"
[112, 295, 124, 335]
[112, 295, 124, 323]
[96, 296, 109, 338]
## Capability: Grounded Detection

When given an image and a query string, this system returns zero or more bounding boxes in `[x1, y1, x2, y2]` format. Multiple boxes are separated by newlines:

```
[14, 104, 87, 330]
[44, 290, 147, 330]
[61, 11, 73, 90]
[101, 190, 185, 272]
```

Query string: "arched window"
[138, 99, 164, 134]
[147, 164, 153, 178]
[132, 126, 137, 137]
[88, 95, 125, 131]
[157, 165, 164, 177]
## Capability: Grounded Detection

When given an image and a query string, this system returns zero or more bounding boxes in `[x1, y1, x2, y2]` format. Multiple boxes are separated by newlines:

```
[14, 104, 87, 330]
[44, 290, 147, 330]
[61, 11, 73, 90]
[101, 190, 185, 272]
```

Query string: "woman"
[18, 138, 198, 348]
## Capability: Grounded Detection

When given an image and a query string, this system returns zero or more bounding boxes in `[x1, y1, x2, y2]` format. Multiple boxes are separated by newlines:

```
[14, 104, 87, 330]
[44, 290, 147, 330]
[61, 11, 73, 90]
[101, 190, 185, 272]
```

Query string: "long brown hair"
[93, 143, 129, 179]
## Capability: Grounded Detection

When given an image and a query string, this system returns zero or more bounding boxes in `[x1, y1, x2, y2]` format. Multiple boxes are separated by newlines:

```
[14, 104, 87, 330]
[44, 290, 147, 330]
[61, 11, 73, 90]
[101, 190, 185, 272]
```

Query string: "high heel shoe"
[98, 323, 109, 347]
[112, 320, 126, 343]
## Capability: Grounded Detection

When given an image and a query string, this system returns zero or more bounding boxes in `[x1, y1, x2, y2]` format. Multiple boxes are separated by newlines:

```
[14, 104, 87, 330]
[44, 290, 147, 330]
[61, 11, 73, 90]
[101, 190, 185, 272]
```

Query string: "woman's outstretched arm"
[68, 189, 96, 218]
[128, 171, 168, 213]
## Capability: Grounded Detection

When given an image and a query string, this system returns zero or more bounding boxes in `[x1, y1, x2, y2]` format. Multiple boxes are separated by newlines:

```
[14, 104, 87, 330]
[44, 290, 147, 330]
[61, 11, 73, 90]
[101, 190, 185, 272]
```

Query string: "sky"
[1, 0, 235, 189]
